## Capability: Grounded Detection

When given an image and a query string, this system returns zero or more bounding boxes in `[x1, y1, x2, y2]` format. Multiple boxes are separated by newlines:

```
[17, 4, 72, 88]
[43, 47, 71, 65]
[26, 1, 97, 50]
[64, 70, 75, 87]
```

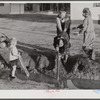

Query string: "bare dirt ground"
[0, 14, 100, 89]
[0, 17, 57, 89]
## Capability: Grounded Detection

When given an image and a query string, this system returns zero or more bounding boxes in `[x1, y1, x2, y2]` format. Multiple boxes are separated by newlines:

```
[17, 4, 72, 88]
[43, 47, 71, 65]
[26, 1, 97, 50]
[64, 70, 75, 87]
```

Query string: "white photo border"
[0, 1, 99, 99]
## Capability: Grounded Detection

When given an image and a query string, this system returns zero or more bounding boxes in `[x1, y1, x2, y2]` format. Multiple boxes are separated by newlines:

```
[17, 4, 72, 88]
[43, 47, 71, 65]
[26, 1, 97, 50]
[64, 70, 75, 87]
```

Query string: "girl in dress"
[72, 8, 95, 60]
[80, 8, 95, 60]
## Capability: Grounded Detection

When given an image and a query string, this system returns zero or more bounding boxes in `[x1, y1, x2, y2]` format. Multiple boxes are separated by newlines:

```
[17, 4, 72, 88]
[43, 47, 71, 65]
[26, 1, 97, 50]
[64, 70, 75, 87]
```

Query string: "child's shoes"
[8, 75, 16, 81]
[91, 50, 95, 60]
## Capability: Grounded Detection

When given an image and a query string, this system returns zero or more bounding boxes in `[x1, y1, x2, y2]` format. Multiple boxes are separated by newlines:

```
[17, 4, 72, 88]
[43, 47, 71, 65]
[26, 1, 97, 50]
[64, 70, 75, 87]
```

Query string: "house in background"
[0, 3, 24, 14]
[25, 3, 70, 13]
[1, 3, 100, 23]
[0, 3, 70, 14]
[71, 3, 100, 24]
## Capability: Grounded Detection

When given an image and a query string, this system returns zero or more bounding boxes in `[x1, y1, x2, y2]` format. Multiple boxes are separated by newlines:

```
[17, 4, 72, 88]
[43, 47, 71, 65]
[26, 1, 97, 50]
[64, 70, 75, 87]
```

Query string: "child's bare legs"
[8, 64, 17, 81]
[89, 49, 95, 60]
[63, 54, 68, 64]
[12, 65, 17, 77]
[65, 54, 68, 61]
[88, 44, 95, 60]
[63, 46, 69, 64]
[91, 49, 95, 60]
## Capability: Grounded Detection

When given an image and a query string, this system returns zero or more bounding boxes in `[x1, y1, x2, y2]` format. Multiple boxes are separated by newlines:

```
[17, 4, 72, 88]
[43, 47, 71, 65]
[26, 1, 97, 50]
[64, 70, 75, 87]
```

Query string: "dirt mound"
[73, 57, 100, 80]
[72, 79, 100, 89]
[61, 51, 100, 80]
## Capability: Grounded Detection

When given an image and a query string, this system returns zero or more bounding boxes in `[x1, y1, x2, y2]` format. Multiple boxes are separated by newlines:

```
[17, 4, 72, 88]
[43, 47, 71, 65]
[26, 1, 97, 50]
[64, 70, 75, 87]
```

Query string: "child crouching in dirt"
[53, 35, 70, 63]
[53, 10, 71, 77]
[54, 10, 71, 63]
[72, 8, 95, 60]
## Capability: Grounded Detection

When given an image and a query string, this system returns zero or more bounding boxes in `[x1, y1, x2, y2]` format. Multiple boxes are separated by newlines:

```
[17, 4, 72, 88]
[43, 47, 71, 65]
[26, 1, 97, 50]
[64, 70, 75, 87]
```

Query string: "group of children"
[53, 7, 96, 64]
[0, 7, 96, 81]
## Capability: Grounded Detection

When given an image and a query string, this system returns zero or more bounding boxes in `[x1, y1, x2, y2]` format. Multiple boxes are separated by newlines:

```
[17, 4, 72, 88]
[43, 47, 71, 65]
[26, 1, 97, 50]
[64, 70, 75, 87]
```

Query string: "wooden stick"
[56, 51, 60, 82]
[18, 55, 30, 78]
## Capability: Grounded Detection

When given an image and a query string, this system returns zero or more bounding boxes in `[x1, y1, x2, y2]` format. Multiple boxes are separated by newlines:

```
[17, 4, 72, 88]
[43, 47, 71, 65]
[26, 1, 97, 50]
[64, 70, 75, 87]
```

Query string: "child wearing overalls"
[54, 10, 71, 63]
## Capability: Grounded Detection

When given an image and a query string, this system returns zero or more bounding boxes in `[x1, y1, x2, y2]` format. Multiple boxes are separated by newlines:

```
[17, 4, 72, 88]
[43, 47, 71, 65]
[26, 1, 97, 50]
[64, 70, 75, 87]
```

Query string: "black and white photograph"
[0, 2, 100, 91]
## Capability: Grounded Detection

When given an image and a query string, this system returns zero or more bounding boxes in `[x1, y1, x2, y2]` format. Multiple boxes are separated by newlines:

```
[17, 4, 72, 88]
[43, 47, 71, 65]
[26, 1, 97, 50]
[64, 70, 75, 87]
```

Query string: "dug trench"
[0, 41, 100, 89]
[0, 42, 59, 88]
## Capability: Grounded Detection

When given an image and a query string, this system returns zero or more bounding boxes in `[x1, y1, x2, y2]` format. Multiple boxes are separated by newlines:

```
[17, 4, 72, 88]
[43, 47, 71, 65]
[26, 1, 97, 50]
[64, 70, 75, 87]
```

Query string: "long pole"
[19, 55, 29, 78]
[56, 51, 60, 82]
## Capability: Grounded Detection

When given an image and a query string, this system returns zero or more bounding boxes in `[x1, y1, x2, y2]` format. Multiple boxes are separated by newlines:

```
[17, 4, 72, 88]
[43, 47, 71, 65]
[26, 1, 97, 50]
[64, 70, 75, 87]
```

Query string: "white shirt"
[9, 46, 19, 61]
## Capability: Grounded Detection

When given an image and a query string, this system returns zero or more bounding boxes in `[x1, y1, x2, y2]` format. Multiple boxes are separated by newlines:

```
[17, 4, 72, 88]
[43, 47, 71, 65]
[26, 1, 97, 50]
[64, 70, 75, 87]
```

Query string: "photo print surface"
[0, 2, 100, 90]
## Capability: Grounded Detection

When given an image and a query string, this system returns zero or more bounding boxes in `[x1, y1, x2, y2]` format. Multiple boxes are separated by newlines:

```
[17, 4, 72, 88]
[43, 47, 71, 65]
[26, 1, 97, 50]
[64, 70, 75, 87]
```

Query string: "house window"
[40, 3, 70, 13]
[93, 3, 100, 7]
[0, 3, 4, 6]
[24, 3, 33, 11]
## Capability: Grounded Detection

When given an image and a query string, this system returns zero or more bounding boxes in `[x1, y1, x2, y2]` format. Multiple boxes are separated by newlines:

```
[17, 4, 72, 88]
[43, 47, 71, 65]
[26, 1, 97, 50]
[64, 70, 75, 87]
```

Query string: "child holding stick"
[54, 10, 71, 63]
[9, 37, 29, 80]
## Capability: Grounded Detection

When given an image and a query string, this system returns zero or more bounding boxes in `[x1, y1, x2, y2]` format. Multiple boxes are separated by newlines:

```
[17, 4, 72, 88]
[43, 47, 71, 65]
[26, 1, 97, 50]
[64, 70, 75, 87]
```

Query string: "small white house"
[0, 3, 24, 14]
[0, 3, 70, 14]
[10, 3, 24, 14]
[0, 3, 10, 14]
[0, 3, 40, 14]
[71, 3, 100, 23]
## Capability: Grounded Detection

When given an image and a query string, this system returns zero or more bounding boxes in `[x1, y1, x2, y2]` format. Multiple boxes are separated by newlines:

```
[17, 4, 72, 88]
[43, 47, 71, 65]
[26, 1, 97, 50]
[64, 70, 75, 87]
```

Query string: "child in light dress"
[73, 8, 95, 60]
[9, 37, 30, 80]
[9, 37, 20, 80]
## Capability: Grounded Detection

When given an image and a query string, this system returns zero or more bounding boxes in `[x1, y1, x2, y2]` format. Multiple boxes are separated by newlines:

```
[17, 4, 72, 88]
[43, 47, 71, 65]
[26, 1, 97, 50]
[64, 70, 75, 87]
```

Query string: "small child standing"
[9, 37, 20, 80]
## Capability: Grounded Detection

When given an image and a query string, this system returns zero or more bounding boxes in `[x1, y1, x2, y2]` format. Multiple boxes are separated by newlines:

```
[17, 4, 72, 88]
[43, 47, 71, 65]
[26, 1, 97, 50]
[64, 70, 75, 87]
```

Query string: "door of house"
[24, 3, 33, 12]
